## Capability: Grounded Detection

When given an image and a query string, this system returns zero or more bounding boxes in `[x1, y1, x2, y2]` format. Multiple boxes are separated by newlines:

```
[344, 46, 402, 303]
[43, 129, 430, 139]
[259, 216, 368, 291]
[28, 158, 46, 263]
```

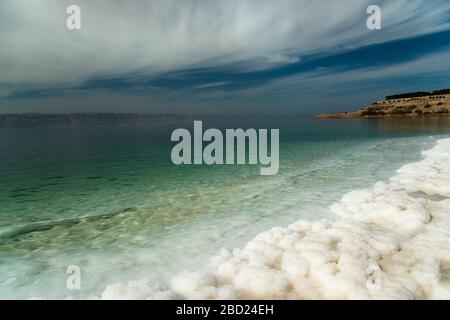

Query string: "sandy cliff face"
[315, 94, 450, 119]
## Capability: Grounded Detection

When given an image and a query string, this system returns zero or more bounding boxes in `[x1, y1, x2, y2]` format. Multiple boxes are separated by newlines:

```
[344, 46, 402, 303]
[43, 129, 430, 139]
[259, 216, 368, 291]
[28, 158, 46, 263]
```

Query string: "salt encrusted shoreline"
[102, 138, 450, 300]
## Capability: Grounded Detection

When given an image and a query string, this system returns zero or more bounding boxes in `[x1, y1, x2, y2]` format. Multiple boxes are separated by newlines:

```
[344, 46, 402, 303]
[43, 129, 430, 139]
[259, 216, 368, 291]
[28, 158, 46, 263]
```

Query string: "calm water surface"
[1, 116, 450, 298]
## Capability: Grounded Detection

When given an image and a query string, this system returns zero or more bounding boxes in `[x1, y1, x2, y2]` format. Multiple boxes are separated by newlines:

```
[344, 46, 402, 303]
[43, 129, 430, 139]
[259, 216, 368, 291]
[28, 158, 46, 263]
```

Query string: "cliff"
[315, 91, 450, 120]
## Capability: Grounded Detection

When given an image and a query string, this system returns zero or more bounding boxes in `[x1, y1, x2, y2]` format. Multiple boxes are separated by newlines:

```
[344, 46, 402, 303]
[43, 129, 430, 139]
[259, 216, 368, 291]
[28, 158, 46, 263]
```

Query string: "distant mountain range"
[0, 112, 307, 128]
[0, 113, 186, 128]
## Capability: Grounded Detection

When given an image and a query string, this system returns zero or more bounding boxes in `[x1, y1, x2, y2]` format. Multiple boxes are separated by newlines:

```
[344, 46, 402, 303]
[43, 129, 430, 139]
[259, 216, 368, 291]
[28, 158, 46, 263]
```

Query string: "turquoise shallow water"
[1, 117, 450, 299]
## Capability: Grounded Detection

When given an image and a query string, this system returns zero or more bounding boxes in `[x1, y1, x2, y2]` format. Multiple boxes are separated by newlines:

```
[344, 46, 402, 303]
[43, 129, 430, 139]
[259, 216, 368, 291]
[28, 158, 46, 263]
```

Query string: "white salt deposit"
[102, 138, 450, 300]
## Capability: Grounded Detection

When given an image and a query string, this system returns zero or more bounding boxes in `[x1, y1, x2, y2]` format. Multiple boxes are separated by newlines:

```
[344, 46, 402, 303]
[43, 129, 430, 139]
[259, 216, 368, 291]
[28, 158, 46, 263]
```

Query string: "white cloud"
[193, 82, 230, 89]
[268, 48, 450, 92]
[0, 0, 449, 93]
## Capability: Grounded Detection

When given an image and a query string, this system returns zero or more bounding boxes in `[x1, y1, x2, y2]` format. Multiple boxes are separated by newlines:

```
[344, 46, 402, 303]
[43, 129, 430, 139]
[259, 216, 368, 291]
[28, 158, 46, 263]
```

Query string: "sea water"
[1, 117, 450, 299]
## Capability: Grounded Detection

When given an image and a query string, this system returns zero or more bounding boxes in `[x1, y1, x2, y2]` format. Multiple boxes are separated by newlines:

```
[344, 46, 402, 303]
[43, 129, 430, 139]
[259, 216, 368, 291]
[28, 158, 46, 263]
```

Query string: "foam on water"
[102, 138, 450, 300]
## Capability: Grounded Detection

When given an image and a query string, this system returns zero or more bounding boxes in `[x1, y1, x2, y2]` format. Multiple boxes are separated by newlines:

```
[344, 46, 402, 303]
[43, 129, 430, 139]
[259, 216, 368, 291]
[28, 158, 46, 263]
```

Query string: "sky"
[0, 0, 450, 115]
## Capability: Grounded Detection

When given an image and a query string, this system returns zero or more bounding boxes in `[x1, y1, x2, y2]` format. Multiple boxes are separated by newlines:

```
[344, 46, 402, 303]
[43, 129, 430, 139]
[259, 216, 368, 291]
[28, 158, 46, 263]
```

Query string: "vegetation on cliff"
[386, 89, 450, 100]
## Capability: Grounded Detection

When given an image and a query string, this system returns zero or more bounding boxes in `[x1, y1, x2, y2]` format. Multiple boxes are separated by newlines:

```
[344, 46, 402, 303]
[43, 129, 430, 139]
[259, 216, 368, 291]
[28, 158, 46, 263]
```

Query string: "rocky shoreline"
[315, 91, 450, 119]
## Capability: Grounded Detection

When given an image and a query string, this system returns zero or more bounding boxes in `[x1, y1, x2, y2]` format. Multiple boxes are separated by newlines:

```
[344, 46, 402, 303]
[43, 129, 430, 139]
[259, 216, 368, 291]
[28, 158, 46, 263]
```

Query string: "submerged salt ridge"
[102, 138, 450, 300]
